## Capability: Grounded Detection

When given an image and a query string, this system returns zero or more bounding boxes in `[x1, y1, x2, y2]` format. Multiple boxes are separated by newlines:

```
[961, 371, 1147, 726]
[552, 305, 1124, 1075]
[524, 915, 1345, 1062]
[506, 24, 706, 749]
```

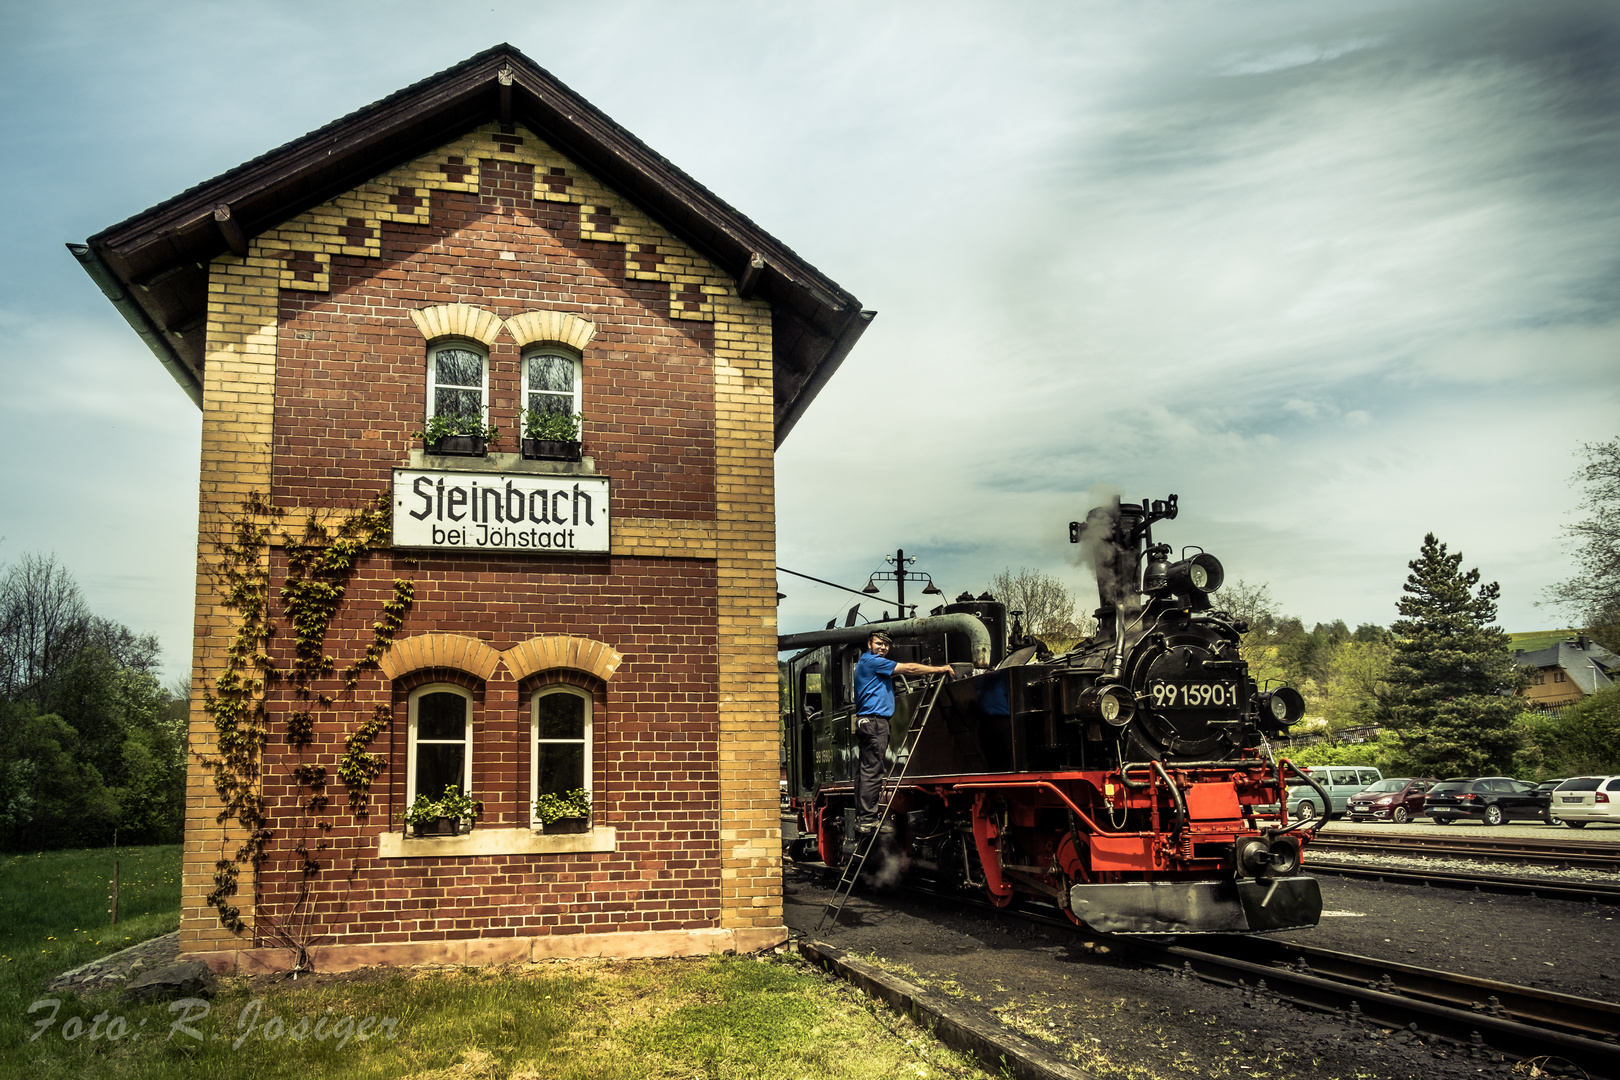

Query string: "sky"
[1, 1, 1616, 683]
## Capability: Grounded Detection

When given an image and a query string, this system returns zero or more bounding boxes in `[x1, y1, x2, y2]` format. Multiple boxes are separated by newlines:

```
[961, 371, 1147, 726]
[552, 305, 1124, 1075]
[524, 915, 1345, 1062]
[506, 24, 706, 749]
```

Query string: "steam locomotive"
[779, 495, 1326, 934]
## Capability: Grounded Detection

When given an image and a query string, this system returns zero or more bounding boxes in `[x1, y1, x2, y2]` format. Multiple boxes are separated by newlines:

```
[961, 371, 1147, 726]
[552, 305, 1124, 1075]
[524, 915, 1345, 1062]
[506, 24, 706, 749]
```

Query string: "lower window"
[532, 686, 591, 807]
[408, 684, 473, 801]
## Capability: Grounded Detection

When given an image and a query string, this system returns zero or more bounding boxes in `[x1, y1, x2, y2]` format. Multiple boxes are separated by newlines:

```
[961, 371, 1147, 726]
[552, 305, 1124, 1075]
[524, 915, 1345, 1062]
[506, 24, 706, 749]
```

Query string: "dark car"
[1425, 776, 1545, 825]
[1346, 777, 1437, 824]
[1533, 779, 1567, 825]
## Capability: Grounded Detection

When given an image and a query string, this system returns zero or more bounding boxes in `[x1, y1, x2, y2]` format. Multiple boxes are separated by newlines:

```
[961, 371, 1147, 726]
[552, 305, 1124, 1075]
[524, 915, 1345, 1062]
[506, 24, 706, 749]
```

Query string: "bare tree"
[987, 567, 1095, 641]
[0, 553, 92, 704]
[1546, 437, 1620, 651]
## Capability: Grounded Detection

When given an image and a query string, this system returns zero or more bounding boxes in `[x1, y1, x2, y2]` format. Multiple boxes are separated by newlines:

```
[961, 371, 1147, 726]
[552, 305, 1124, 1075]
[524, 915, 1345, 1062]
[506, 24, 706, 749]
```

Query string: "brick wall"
[185, 123, 781, 963]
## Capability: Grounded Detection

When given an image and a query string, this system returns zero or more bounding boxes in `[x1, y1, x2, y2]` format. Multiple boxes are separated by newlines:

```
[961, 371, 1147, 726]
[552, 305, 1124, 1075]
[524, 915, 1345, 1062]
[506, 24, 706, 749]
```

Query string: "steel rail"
[793, 865, 1620, 1077]
[1307, 859, 1620, 903]
[1311, 831, 1620, 871]
[1173, 935, 1620, 1043]
[1143, 939, 1620, 1076]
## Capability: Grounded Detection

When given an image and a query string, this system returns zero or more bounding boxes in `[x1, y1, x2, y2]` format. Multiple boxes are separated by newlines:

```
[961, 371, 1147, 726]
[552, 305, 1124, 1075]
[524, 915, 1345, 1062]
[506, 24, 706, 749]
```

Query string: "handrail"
[948, 780, 1106, 834]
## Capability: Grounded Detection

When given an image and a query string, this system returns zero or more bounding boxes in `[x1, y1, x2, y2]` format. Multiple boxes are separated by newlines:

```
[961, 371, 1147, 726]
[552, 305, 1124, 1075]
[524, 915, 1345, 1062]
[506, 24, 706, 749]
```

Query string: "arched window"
[426, 339, 488, 427]
[521, 346, 582, 431]
[532, 686, 591, 812]
[408, 684, 473, 803]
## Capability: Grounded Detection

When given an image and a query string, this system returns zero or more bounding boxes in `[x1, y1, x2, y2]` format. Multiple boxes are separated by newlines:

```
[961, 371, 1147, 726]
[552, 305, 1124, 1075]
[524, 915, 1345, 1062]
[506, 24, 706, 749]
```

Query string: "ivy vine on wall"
[200, 491, 414, 956]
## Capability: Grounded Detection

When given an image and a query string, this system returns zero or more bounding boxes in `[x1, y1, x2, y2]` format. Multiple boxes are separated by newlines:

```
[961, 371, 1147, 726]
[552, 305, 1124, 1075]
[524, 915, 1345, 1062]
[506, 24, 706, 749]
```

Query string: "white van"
[1285, 765, 1383, 822]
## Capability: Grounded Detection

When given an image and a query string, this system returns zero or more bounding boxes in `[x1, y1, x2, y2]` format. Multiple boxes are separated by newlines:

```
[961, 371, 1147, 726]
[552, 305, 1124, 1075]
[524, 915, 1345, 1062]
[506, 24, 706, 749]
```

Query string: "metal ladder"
[817, 674, 947, 933]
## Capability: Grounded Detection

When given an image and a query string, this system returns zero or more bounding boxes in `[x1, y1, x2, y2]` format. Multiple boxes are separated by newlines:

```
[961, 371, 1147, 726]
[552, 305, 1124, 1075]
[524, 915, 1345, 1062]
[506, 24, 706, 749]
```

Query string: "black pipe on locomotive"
[780, 494, 1323, 935]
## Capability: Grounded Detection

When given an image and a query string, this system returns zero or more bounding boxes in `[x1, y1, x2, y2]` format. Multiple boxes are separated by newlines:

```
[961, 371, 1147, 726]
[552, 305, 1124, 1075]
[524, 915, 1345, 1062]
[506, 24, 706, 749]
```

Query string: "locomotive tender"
[780, 495, 1327, 934]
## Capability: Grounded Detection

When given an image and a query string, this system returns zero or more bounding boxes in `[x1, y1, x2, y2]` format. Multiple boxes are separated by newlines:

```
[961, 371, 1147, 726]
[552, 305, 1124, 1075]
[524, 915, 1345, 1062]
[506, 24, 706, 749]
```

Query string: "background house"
[1515, 636, 1618, 713]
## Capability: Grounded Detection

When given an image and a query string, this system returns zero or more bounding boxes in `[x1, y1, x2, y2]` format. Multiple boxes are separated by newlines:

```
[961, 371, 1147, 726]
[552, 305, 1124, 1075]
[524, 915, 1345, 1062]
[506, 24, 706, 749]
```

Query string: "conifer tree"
[1385, 534, 1524, 775]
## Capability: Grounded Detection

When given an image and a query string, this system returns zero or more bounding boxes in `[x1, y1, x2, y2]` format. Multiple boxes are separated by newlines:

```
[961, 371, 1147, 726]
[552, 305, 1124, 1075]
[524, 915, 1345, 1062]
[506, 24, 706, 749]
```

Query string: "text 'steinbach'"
[392, 470, 611, 553]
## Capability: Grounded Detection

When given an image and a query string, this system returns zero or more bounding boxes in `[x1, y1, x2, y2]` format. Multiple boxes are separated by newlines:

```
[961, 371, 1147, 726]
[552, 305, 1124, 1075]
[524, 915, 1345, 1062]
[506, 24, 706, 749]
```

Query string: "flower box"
[413, 817, 460, 838]
[541, 816, 591, 835]
[428, 435, 487, 457]
[521, 438, 582, 462]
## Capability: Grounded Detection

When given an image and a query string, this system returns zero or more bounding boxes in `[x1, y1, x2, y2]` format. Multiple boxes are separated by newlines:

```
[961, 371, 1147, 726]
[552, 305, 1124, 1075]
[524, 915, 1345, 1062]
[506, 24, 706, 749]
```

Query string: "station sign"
[392, 469, 610, 553]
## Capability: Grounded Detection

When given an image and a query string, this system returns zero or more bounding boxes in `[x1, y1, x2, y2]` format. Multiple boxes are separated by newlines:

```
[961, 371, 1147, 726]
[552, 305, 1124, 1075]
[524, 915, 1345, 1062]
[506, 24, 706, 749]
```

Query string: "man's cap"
[869, 630, 894, 645]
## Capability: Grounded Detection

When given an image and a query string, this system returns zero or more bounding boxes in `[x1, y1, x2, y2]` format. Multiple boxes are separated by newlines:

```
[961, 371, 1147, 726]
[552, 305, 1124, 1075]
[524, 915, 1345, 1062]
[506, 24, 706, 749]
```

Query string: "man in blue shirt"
[853, 630, 955, 834]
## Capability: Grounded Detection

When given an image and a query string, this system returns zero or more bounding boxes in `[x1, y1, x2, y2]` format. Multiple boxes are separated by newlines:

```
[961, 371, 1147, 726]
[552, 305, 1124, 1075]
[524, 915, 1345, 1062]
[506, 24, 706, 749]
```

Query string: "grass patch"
[0, 846, 181, 1002]
[1, 846, 988, 1079]
[1508, 629, 1580, 653]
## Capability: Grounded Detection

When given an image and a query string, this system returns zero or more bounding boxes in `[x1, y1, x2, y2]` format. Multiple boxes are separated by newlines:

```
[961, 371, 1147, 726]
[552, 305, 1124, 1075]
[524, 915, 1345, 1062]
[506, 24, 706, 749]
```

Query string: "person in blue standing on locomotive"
[853, 630, 955, 835]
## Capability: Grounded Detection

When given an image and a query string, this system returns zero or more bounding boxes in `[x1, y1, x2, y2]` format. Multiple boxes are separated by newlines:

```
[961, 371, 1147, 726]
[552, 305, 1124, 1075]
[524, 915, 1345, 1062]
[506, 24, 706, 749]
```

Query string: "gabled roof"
[1516, 639, 1619, 696]
[68, 44, 872, 446]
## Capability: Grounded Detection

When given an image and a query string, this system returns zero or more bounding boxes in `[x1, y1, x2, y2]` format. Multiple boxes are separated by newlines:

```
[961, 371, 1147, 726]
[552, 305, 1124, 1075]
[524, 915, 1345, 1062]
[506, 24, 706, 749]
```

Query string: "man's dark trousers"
[855, 714, 890, 827]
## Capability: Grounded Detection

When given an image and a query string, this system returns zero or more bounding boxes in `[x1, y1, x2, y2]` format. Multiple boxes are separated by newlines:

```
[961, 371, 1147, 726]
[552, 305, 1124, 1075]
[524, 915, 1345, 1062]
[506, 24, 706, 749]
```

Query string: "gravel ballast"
[785, 823, 1620, 1080]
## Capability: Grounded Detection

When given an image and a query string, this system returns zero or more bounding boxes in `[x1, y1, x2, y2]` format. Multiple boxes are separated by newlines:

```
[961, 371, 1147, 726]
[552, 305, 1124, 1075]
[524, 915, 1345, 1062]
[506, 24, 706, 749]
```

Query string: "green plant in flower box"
[522, 409, 582, 443]
[404, 794, 442, 827]
[404, 785, 483, 829]
[532, 787, 591, 825]
[419, 412, 501, 446]
[436, 784, 483, 822]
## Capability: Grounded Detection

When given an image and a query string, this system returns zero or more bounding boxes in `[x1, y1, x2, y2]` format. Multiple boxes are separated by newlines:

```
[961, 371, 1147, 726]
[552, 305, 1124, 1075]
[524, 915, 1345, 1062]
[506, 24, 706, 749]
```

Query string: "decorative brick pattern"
[501, 635, 623, 683]
[407, 304, 504, 347]
[504, 310, 597, 352]
[271, 249, 331, 292]
[377, 632, 503, 682]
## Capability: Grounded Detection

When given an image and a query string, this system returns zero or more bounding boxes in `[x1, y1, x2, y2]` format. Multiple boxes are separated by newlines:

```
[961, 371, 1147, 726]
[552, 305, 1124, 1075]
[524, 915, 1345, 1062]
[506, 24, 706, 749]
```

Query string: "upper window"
[408, 684, 473, 804]
[427, 341, 488, 425]
[532, 686, 592, 815]
[522, 348, 582, 425]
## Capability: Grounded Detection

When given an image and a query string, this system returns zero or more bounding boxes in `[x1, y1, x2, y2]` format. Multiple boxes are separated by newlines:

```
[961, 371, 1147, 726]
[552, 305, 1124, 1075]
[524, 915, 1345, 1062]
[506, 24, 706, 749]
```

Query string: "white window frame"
[407, 683, 474, 803]
[530, 685, 593, 823]
[520, 346, 583, 424]
[425, 339, 490, 425]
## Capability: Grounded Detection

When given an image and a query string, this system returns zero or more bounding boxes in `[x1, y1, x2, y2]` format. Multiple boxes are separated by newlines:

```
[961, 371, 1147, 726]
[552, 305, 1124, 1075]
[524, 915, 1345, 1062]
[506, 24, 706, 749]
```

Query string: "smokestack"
[1075, 496, 1145, 612]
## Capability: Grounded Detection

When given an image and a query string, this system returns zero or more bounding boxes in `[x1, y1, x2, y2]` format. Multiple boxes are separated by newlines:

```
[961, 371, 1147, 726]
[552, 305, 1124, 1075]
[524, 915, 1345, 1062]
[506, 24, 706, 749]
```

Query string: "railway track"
[799, 860, 1620, 1077]
[944, 881, 1620, 1078]
[1134, 933, 1620, 1077]
[1307, 859, 1620, 903]
[1310, 829, 1620, 872]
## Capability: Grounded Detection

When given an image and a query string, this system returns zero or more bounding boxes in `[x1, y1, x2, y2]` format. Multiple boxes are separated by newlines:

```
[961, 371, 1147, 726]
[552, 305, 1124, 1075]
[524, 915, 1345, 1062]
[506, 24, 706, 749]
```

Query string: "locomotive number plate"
[1149, 680, 1240, 709]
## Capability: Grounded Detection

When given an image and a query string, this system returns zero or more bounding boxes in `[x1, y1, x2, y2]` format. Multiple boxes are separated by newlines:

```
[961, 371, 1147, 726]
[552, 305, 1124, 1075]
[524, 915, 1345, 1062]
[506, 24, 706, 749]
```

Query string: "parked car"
[1532, 779, 1567, 825]
[1346, 777, 1438, 824]
[1280, 765, 1384, 821]
[1549, 776, 1620, 828]
[1425, 777, 1545, 825]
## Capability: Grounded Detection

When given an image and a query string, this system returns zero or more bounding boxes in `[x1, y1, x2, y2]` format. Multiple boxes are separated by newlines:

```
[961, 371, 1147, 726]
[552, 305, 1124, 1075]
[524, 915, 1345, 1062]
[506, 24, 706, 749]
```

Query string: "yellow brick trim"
[501, 635, 623, 683]
[611, 517, 719, 557]
[710, 288, 781, 930]
[504, 310, 597, 352]
[378, 632, 503, 682]
[184, 244, 282, 951]
[408, 304, 504, 346]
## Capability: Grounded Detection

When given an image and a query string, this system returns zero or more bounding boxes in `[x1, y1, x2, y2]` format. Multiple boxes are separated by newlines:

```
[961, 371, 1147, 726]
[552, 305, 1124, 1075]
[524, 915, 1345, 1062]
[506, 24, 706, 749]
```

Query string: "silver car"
[1550, 776, 1620, 828]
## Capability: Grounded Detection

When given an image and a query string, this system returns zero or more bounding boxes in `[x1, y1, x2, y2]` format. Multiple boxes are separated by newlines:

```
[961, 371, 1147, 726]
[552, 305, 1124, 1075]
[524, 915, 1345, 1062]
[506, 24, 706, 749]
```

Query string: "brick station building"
[73, 45, 871, 971]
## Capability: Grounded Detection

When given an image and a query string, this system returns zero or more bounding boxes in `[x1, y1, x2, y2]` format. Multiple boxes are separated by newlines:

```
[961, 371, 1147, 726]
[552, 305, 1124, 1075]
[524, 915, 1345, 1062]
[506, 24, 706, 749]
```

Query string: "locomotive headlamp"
[1255, 687, 1305, 725]
[1076, 684, 1136, 727]
[1265, 836, 1301, 876]
[1166, 552, 1224, 595]
[1235, 836, 1272, 878]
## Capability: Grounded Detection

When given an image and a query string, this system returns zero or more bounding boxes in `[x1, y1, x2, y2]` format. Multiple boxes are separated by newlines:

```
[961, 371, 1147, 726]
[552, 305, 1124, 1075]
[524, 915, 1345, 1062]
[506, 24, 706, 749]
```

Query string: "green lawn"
[1, 846, 985, 1080]
[1507, 628, 1579, 654]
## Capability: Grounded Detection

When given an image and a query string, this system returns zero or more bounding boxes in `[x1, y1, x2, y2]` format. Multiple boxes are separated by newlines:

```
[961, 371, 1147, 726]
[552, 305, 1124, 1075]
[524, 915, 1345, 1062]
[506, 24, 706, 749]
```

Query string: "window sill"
[378, 826, 616, 859]
[407, 449, 596, 476]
